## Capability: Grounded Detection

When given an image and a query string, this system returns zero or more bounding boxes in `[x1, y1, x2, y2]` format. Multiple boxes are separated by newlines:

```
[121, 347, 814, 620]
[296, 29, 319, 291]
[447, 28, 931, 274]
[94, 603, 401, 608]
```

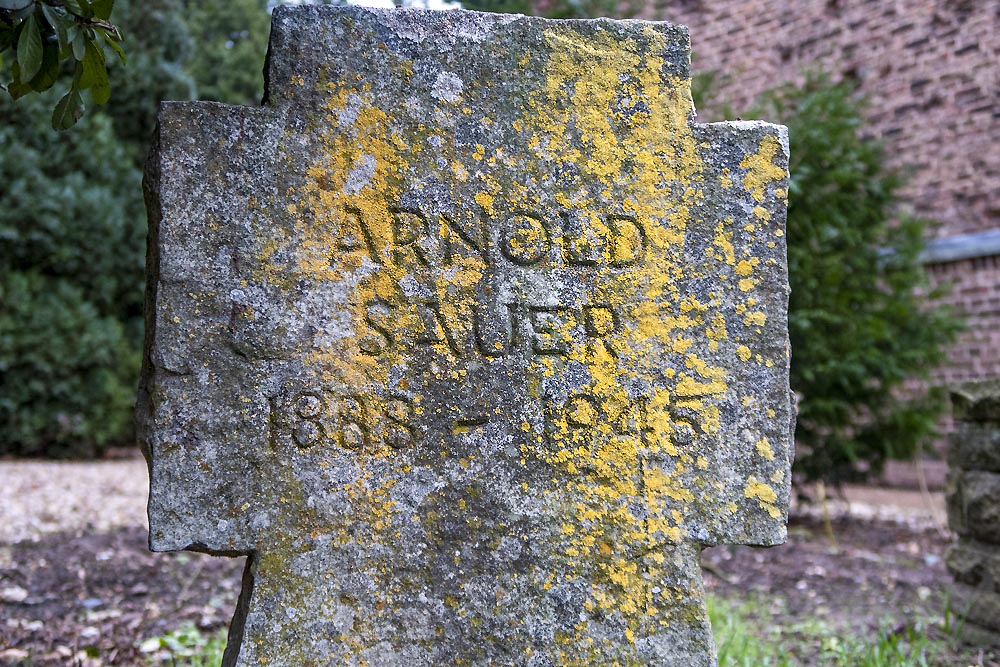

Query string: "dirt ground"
[0, 459, 996, 666]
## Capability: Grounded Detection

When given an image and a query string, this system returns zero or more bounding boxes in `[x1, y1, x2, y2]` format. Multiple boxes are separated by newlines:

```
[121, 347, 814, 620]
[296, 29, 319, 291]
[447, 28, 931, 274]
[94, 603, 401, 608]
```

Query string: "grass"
[708, 594, 958, 667]
[139, 624, 227, 666]
[141, 596, 968, 667]
[708, 595, 792, 667]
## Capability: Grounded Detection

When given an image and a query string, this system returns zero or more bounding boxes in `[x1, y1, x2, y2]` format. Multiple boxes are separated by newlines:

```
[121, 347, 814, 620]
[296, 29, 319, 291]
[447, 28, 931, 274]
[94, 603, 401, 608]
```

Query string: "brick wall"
[929, 257, 1000, 383]
[653, 0, 999, 239]
[650, 0, 1000, 383]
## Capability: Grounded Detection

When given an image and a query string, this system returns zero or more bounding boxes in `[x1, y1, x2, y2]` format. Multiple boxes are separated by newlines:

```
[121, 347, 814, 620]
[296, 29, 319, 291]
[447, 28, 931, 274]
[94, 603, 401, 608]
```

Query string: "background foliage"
[1, 0, 125, 129]
[731, 75, 962, 484]
[1, 1, 962, 479]
[0, 0, 269, 457]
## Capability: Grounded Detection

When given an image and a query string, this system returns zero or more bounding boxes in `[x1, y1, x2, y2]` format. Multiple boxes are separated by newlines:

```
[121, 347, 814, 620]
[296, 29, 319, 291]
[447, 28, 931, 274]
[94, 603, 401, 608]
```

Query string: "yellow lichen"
[243, 20, 787, 665]
[740, 135, 786, 202]
[755, 438, 774, 461]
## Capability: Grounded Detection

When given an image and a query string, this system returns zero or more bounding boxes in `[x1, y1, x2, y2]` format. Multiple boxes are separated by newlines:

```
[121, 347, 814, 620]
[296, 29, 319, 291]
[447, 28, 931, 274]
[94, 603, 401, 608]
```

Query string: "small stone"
[0, 586, 28, 603]
[138, 638, 162, 654]
[0, 649, 30, 661]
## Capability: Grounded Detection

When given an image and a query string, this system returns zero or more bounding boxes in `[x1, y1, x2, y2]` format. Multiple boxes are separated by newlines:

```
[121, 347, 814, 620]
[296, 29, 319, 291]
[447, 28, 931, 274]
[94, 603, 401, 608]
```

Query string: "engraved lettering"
[528, 305, 570, 355]
[500, 211, 551, 266]
[338, 205, 380, 262]
[277, 390, 421, 454]
[669, 404, 705, 440]
[607, 214, 647, 267]
[391, 207, 430, 267]
[360, 298, 395, 357]
[583, 304, 621, 358]
[336, 394, 369, 450]
[472, 303, 513, 358]
[561, 210, 603, 266]
[329, 197, 650, 271]
[413, 299, 462, 356]
[440, 211, 488, 265]
[384, 395, 417, 450]
[292, 392, 324, 449]
[565, 393, 600, 428]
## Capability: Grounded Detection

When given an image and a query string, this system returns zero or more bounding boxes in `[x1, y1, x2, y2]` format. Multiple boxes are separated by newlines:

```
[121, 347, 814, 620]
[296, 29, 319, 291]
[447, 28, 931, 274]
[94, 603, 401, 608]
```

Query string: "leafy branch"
[0, 0, 125, 129]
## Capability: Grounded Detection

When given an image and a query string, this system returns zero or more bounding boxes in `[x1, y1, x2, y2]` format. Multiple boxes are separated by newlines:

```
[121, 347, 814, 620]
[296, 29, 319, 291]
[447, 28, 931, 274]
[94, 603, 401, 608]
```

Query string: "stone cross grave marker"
[139, 6, 794, 666]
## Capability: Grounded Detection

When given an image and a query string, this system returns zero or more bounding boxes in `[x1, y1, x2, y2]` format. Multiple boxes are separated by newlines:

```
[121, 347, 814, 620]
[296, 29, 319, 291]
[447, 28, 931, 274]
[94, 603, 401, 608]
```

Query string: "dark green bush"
[0, 90, 145, 457]
[0, 1, 266, 458]
[749, 75, 962, 484]
[0, 271, 137, 457]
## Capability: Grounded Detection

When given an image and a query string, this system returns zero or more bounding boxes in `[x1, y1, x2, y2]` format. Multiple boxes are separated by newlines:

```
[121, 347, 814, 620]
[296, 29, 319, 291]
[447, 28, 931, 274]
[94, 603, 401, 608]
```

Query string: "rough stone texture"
[648, 0, 999, 243]
[946, 541, 1000, 593]
[952, 381, 1000, 426]
[947, 383, 1000, 646]
[950, 422, 1000, 474]
[963, 472, 1000, 545]
[645, 0, 1000, 390]
[139, 6, 792, 666]
[951, 584, 1000, 643]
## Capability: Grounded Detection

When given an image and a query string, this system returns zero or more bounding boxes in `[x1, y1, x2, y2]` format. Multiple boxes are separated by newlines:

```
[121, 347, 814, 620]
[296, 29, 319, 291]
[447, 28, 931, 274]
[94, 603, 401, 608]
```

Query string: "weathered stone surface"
[961, 471, 1000, 545]
[947, 384, 1000, 648]
[946, 541, 1000, 593]
[947, 467, 967, 535]
[956, 622, 1000, 649]
[950, 422, 1000, 473]
[951, 381, 1000, 423]
[952, 583, 1000, 635]
[139, 6, 792, 666]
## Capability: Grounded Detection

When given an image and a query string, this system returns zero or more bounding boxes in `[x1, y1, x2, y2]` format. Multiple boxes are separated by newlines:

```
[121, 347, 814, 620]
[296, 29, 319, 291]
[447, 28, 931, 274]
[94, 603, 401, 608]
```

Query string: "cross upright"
[139, 6, 793, 666]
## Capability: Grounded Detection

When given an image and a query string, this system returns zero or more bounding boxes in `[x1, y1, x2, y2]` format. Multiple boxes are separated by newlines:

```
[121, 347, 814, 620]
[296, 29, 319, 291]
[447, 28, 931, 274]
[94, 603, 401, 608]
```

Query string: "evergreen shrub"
[0, 91, 144, 457]
[748, 74, 963, 484]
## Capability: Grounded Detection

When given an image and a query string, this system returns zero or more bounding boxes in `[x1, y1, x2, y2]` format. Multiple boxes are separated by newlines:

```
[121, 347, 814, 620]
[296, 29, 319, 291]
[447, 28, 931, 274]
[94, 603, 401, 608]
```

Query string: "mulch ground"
[1, 514, 997, 666]
[0, 528, 243, 666]
[704, 514, 951, 635]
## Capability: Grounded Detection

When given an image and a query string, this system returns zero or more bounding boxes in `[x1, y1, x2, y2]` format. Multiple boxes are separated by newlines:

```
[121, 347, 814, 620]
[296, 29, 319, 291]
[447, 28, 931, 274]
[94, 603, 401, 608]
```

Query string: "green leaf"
[8, 4, 33, 19]
[71, 28, 86, 61]
[100, 30, 124, 64]
[16, 12, 42, 81]
[78, 37, 105, 89]
[78, 37, 110, 104]
[62, 0, 93, 19]
[40, 4, 70, 50]
[6, 60, 31, 99]
[90, 0, 112, 21]
[52, 87, 85, 130]
[0, 0, 33, 10]
[0, 24, 15, 52]
[28, 40, 58, 92]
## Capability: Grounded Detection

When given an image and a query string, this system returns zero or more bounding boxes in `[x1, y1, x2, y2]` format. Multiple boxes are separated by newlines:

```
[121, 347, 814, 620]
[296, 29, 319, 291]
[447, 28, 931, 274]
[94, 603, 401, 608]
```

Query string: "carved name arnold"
[139, 6, 794, 667]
